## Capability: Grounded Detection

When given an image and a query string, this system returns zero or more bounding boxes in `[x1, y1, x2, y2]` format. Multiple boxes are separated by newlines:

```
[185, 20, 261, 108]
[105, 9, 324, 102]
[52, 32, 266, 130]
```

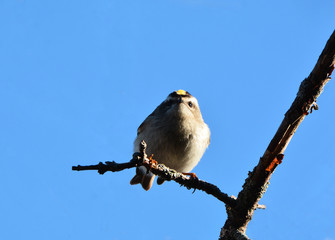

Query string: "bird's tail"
[130, 166, 155, 191]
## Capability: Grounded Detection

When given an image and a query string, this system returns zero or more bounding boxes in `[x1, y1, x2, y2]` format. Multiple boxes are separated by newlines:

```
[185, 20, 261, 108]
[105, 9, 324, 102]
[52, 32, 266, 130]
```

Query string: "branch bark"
[72, 30, 335, 239]
[219, 30, 335, 239]
[72, 140, 237, 207]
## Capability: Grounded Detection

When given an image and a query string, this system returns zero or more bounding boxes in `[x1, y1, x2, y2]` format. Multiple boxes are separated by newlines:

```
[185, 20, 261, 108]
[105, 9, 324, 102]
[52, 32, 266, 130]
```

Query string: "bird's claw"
[148, 154, 158, 169]
[182, 172, 198, 179]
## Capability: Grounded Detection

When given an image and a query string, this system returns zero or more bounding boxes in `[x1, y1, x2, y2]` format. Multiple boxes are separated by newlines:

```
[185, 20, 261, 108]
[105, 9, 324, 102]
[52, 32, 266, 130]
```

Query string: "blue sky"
[1, 1, 334, 239]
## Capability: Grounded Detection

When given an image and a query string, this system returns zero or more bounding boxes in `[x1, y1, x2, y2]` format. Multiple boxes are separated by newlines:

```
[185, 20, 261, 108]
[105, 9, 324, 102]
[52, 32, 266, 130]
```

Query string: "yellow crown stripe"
[176, 89, 187, 95]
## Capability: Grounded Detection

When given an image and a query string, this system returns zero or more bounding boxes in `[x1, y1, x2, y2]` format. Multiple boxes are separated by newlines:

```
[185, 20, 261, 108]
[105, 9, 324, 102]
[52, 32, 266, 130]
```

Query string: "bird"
[130, 90, 210, 191]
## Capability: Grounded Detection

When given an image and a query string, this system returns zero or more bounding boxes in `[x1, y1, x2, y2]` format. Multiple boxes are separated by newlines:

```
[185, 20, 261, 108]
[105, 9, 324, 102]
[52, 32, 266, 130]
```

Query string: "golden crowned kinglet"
[130, 90, 210, 190]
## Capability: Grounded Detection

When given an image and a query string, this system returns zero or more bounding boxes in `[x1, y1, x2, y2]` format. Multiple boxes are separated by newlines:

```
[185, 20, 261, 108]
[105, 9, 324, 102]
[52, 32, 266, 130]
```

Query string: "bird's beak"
[178, 96, 183, 103]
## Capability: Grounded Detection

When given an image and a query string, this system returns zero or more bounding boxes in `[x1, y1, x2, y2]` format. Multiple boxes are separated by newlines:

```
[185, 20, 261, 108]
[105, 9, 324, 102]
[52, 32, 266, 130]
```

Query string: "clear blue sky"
[1, 1, 334, 239]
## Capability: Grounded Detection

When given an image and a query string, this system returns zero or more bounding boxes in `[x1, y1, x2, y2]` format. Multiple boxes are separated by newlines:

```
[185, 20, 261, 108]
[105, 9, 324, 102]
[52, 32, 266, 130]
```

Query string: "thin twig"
[72, 160, 139, 174]
[72, 140, 237, 207]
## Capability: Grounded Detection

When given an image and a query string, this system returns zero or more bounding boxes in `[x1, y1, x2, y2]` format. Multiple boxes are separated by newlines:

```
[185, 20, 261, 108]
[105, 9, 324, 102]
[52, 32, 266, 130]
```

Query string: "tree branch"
[72, 160, 138, 174]
[219, 30, 335, 239]
[72, 140, 237, 207]
[72, 30, 335, 240]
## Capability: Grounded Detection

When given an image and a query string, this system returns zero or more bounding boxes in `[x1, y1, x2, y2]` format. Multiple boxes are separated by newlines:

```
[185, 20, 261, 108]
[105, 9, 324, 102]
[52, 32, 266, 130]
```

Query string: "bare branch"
[72, 140, 237, 207]
[219, 30, 335, 239]
[72, 160, 139, 174]
[72, 30, 335, 240]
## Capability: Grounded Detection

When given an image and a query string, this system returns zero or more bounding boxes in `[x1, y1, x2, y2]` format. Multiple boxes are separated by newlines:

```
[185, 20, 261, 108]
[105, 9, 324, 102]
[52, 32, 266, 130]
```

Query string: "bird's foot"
[182, 172, 198, 179]
[147, 154, 158, 169]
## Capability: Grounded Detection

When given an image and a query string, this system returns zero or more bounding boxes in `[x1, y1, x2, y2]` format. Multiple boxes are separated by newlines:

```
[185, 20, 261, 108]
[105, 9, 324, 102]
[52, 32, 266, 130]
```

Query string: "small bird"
[130, 90, 210, 190]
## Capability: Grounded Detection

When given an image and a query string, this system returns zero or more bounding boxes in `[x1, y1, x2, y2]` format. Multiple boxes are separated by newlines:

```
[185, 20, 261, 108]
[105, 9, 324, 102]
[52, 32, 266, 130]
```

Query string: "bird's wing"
[137, 102, 166, 135]
[137, 118, 150, 135]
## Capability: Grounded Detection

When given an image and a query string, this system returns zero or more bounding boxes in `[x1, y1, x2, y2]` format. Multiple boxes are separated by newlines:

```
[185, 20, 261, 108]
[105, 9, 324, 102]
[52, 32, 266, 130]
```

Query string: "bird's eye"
[188, 101, 193, 108]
